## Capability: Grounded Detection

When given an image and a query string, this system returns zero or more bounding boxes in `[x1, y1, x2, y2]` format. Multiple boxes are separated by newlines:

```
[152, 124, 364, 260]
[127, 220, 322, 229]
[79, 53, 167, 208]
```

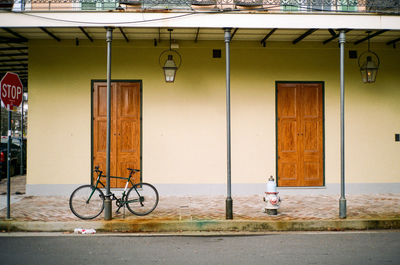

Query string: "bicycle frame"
[90, 168, 143, 213]
[69, 166, 158, 219]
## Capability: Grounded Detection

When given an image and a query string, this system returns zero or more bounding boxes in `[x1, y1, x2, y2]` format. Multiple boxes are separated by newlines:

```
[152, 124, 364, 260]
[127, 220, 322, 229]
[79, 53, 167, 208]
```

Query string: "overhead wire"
[18, 11, 196, 25]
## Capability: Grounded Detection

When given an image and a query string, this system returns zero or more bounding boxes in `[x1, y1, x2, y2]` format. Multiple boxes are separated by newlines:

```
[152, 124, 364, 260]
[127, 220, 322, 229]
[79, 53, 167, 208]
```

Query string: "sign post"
[1, 72, 23, 219]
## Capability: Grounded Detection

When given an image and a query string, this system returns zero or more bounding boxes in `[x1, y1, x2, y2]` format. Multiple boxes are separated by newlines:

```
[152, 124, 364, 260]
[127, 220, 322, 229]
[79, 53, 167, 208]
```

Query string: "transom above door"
[276, 82, 324, 187]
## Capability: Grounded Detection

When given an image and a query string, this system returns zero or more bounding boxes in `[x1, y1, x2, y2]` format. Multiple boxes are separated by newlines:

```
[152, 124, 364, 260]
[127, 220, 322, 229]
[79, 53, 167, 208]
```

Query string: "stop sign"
[1, 72, 23, 110]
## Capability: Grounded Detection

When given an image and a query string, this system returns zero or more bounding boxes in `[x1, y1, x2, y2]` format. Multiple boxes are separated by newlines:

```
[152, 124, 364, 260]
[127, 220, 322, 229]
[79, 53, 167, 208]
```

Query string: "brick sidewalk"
[1, 175, 399, 222]
[1, 193, 399, 222]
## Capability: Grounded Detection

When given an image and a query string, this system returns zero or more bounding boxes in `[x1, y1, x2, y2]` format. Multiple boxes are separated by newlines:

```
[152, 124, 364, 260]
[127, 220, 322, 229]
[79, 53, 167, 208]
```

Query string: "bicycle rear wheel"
[69, 185, 105, 220]
[126, 183, 159, 216]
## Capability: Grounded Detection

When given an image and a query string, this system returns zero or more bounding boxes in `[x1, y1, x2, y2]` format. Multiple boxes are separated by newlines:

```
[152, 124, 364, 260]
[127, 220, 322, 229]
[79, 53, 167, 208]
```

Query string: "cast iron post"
[7, 110, 11, 219]
[339, 30, 347, 219]
[20, 95, 24, 175]
[104, 27, 113, 221]
[224, 28, 233, 220]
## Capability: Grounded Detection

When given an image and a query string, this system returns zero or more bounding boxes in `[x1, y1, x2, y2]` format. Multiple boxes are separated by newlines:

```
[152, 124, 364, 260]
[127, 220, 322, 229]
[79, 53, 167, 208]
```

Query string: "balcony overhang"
[1, 12, 400, 30]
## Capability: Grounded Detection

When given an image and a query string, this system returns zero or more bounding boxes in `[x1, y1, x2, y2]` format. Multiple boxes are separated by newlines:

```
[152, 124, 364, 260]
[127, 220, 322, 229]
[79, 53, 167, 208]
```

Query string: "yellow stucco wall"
[27, 39, 400, 186]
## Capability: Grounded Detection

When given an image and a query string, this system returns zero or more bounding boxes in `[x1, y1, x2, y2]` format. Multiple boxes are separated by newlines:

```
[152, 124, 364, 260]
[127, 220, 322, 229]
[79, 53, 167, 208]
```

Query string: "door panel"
[93, 81, 141, 188]
[279, 162, 298, 186]
[302, 83, 323, 186]
[303, 162, 320, 182]
[302, 84, 319, 117]
[278, 84, 297, 118]
[96, 85, 108, 117]
[277, 84, 301, 186]
[93, 83, 116, 187]
[119, 121, 136, 152]
[277, 83, 323, 187]
[303, 121, 318, 151]
[280, 120, 298, 152]
[95, 120, 107, 152]
[115, 83, 141, 187]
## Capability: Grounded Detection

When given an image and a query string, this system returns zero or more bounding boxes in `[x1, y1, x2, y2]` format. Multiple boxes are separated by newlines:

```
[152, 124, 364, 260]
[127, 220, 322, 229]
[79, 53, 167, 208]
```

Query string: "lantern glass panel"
[163, 55, 177, 82]
[360, 56, 378, 83]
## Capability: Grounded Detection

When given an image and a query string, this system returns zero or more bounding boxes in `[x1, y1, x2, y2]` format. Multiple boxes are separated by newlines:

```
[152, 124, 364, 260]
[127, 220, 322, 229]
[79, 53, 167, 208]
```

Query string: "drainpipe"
[224, 28, 233, 220]
[104, 27, 113, 221]
[339, 30, 346, 219]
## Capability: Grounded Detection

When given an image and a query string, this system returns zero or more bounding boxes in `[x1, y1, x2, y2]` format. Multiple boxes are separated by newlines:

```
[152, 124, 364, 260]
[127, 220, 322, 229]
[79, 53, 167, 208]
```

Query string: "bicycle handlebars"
[94, 166, 140, 174]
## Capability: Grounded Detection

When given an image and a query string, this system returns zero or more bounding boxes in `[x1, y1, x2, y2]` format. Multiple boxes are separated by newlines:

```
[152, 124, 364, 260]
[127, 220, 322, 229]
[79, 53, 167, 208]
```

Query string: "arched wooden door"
[276, 82, 324, 187]
[92, 81, 141, 188]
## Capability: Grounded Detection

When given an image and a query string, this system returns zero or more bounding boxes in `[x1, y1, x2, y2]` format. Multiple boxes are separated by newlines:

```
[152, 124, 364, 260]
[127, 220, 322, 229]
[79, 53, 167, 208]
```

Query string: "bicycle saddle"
[127, 168, 140, 172]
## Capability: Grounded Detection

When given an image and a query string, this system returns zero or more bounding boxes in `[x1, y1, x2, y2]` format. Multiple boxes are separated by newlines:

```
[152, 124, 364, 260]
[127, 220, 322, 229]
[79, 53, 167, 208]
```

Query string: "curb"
[1, 218, 400, 233]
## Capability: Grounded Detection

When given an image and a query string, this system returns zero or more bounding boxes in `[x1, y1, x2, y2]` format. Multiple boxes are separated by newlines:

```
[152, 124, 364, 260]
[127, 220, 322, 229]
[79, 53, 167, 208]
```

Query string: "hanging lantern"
[358, 32, 380, 83]
[359, 55, 379, 83]
[159, 29, 182, 83]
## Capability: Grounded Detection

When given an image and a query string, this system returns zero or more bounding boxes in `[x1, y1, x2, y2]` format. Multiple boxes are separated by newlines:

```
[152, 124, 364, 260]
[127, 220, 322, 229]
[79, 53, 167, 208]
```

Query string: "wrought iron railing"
[3, 0, 400, 14]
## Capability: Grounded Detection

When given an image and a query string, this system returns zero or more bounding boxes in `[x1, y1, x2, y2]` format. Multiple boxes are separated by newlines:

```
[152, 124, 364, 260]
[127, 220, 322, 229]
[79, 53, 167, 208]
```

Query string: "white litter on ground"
[74, 228, 96, 234]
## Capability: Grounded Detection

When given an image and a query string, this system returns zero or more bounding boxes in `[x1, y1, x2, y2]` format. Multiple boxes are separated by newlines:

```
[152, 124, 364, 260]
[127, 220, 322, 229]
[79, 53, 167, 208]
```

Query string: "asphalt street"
[0, 231, 399, 265]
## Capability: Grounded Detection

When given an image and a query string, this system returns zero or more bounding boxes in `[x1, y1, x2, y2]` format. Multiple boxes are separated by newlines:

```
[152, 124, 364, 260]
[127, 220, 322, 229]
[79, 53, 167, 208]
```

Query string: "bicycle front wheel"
[69, 185, 105, 220]
[126, 183, 159, 216]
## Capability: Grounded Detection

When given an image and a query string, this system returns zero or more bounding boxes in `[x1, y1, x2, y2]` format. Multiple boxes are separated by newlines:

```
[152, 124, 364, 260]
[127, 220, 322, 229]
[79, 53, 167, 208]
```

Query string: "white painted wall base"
[26, 183, 400, 196]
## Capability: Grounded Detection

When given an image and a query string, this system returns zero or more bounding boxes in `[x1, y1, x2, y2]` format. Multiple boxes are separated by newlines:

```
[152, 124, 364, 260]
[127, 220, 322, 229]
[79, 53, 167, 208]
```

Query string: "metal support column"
[20, 95, 24, 175]
[339, 30, 347, 219]
[104, 27, 113, 221]
[224, 28, 233, 220]
[7, 110, 11, 219]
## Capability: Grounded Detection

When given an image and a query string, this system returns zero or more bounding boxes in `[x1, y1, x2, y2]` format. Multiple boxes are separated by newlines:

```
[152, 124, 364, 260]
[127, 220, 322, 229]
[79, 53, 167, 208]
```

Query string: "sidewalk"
[0, 176, 399, 233]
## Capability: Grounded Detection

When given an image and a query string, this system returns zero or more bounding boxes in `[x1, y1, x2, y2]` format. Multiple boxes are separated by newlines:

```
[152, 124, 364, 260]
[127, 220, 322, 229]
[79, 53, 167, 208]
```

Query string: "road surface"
[0, 230, 399, 264]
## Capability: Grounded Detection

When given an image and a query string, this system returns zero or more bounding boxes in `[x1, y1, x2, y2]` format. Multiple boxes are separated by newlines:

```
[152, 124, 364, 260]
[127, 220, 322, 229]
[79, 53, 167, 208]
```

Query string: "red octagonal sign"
[1, 72, 23, 111]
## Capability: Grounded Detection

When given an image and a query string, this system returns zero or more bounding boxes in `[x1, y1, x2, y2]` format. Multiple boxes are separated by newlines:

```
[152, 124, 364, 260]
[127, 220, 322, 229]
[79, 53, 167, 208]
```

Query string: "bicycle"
[69, 166, 159, 220]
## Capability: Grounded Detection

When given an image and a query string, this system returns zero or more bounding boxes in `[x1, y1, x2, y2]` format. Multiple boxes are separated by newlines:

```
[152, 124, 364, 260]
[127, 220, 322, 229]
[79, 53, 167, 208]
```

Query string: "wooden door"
[277, 83, 324, 187]
[92, 82, 141, 188]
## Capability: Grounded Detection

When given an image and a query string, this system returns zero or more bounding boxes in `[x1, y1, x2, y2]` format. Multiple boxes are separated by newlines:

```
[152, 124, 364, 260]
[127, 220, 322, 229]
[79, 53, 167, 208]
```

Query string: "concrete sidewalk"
[0, 176, 399, 233]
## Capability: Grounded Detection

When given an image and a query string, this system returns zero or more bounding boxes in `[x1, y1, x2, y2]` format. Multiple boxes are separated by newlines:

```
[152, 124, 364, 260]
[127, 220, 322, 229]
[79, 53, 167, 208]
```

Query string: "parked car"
[0, 137, 26, 178]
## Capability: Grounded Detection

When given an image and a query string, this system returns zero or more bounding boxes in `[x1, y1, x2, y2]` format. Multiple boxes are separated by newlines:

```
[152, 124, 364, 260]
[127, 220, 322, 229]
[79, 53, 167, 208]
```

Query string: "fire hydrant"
[263, 176, 281, 215]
